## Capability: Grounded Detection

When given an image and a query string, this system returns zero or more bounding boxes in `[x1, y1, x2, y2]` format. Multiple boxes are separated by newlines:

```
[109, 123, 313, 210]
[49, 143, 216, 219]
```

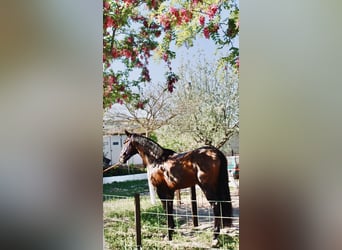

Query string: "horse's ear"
[125, 130, 131, 136]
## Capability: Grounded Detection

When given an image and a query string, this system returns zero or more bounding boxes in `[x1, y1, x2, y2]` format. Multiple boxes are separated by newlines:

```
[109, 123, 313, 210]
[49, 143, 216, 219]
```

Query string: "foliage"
[156, 53, 239, 150]
[103, 0, 239, 109]
[149, 131, 158, 142]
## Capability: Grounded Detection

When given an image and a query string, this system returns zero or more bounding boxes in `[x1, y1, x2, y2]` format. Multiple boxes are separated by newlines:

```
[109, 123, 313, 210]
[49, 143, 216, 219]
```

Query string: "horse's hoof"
[211, 239, 220, 248]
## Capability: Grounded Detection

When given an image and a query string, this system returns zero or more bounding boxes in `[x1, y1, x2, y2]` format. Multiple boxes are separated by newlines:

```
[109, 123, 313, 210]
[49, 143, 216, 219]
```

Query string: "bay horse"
[119, 130, 232, 247]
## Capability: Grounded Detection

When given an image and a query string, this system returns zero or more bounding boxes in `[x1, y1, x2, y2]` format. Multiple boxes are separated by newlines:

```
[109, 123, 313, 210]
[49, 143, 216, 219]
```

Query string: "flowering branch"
[103, 0, 239, 109]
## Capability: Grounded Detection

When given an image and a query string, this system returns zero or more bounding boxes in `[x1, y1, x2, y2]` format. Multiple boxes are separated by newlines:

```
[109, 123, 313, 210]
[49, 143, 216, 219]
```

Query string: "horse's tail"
[217, 151, 233, 228]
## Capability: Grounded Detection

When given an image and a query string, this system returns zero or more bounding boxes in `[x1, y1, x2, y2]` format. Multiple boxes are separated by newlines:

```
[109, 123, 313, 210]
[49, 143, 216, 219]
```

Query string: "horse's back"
[185, 146, 226, 167]
[170, 146, 226, 186]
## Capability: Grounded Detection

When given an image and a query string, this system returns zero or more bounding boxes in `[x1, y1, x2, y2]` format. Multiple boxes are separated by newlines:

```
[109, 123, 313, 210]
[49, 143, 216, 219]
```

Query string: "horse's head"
[119, 130, 138, 164]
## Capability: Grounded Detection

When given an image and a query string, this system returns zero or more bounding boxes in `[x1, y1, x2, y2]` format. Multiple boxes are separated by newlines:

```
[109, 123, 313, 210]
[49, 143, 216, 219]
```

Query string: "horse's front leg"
[157, 187, 175, 240]
[166, 198, 175, 240]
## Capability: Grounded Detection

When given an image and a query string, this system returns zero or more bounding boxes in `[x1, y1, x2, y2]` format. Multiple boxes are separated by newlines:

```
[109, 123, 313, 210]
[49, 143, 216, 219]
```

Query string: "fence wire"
[104, 186, 239, 249]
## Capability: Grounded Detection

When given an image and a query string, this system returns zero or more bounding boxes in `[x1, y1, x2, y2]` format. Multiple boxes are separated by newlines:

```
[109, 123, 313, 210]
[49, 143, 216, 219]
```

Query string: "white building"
[103, 134, 143, 166]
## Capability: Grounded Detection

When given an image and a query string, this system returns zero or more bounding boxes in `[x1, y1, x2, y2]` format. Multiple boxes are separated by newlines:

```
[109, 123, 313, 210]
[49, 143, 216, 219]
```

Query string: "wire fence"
[104, 185, 239, 249]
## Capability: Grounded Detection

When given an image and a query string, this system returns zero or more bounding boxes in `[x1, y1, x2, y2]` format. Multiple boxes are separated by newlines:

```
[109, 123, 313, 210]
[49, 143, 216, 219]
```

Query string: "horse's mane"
[133, 134, 175, 162]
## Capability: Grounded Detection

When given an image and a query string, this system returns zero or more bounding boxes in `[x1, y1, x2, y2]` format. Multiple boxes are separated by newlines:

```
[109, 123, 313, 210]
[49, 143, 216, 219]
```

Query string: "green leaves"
[103, 0, 239, 109]
[156, 53, 239, 151]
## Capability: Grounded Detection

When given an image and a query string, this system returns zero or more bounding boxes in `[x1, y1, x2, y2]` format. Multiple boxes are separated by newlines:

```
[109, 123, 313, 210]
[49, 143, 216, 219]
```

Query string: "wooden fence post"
[134, 193, 142, 249]
[190, 186, 198, 227]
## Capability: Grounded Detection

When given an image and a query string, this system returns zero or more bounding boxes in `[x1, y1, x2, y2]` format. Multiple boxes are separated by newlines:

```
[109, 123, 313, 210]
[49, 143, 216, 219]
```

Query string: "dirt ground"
[172, 184, 239, 234]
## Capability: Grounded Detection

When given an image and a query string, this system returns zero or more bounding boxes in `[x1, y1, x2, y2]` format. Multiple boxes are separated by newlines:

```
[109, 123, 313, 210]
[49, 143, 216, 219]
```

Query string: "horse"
[119, 130, 232, 247]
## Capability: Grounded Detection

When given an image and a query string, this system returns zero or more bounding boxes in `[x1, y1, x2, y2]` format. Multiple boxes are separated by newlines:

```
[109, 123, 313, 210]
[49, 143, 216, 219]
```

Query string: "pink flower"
[150, 22, 159, 29]
[155, 30, 161, 37]
[170, 7, 178, 16]
[136, 102, 144, 109]
[122, 49, 132, 58]
[135, 60, 143, 68]
[199, 16, 205, 26]
[141, 67, 151, 82]
[142, 46, 151, 57]
[107, 76, 115, 86]
[111, 48, 120, 58]
[203, 27, 210, 39]
[180, 9, 191, 23]
[162, 53, 168, 62]
[104, 1, 110, 10]
[104, 85, 112, 97]
[105, 16, 114, 28]
[180, 8, 187, 17]
[149, 0, 157, 9]
[123, 0, 134, 5]
[207, 4, 218, 19]
[168, 82, 174, 92]
[159, 14, 171, 30]
[127, 36, 133, 44]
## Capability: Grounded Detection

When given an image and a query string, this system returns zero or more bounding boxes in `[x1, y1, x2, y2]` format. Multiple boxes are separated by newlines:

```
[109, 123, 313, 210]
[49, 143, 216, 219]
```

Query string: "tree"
[156, 53, 239, 151]
[103, 0, 239, 109]
[104, 84, 177, 137]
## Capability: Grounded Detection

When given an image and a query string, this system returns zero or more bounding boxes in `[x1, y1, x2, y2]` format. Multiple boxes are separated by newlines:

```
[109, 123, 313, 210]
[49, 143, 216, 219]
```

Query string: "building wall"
[220, 132, 239, 156]
[229, 132, 239, 154]
[103, 135, 143, 166]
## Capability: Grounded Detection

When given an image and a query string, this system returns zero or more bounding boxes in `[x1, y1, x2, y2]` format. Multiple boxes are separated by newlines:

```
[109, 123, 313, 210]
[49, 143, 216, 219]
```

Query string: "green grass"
[104, 196, 239, 249]
[103, 179, 149, 196]
[103, 180, 239, 249]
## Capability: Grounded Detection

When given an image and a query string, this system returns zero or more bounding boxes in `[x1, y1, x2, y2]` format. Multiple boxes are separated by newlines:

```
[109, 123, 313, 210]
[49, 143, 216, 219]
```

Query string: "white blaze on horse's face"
[119, 136, 137, 163]
[119, 138, 129, 163]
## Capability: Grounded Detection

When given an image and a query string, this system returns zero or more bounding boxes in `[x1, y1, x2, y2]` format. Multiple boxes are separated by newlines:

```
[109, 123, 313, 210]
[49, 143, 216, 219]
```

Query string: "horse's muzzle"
[119, 157, 125, 164]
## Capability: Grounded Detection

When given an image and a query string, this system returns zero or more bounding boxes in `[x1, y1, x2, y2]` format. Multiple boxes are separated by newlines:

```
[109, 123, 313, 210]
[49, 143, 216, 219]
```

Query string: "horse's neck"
[134, 137, 164, 165]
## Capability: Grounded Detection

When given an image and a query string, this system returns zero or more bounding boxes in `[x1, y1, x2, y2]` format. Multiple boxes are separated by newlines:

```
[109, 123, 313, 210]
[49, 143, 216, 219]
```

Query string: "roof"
[103, 119, 146, 135]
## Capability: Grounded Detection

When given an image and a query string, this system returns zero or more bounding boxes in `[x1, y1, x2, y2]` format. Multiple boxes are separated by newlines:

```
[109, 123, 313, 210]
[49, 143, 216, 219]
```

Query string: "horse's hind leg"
[211, 202, 222, 248]
[199, 184, 222, 247]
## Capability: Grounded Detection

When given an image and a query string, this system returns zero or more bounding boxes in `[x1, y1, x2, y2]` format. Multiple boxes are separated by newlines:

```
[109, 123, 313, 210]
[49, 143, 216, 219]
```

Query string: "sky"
[149, 37, 229, 83]
[106, 36, 229, 115]
[106, 35, 234, 119]
[113, 35, 232, 91]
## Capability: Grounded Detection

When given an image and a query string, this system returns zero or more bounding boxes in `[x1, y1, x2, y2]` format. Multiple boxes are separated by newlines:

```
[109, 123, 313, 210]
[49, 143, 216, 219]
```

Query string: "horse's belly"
[172, 172, 197, 189]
